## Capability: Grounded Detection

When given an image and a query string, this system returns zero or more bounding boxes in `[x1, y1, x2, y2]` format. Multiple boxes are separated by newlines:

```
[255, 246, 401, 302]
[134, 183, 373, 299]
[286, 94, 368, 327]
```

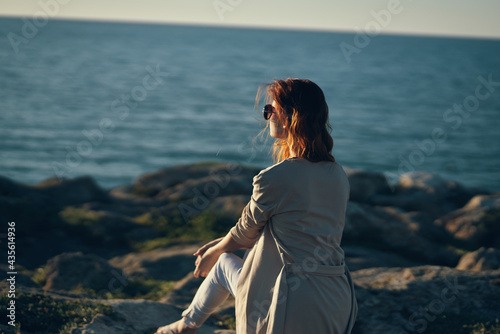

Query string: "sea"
[1, 17, 499, 192]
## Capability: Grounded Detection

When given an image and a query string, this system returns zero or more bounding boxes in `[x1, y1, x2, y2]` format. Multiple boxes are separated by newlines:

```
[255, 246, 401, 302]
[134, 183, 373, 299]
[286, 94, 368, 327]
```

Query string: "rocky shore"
[1, 161, 499, 333]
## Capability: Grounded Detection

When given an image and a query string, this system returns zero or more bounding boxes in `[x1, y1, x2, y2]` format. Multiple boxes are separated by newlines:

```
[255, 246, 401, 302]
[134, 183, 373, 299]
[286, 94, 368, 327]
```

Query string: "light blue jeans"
[181, 252, 244, 328]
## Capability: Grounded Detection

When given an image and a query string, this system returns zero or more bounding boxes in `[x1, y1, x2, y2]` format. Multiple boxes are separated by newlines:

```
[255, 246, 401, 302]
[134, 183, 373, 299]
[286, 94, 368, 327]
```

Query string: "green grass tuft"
[58, 207, 100, 227]
[0, 293, 114, 334]
[132, 209, 235, 252]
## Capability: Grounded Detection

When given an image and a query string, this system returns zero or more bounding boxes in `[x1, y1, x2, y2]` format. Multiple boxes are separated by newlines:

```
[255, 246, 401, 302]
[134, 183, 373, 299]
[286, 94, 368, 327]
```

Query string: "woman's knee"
[213, 253, 242, 279]
[210, 253, 227, 283]
[218, 252, 233, 263]
[214, 253, 233, 274]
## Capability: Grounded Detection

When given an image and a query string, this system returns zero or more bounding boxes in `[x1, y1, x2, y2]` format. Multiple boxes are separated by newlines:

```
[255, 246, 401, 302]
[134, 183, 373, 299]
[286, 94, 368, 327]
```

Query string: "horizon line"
[1, 14, 500, 42]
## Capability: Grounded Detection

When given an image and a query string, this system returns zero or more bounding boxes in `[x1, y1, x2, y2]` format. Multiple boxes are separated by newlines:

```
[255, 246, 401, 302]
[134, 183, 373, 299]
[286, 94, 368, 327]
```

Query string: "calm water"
[1, 18, 499, 191]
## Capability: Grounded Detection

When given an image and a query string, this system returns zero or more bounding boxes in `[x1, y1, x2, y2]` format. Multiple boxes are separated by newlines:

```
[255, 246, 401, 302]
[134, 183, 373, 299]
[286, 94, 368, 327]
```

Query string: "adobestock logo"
[385, 74, 499, 186]
[51, 64, 168, 181]
[340, 0, 411, 64]
[213, 0, 243, 21]
[6, 0, 72, 54]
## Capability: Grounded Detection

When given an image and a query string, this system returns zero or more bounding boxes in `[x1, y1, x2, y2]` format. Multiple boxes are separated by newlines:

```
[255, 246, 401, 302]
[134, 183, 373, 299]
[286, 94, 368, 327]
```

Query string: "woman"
[156, 78, 357, 334]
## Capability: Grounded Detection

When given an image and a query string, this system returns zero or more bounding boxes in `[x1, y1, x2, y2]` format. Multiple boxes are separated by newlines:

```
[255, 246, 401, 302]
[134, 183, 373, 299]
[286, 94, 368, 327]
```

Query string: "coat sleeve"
[229, 169, 278, 247]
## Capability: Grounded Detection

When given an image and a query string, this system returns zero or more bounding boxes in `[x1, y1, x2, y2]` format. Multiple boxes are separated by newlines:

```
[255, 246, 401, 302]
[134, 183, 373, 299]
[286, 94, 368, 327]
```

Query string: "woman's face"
[269, 100, 287, 139]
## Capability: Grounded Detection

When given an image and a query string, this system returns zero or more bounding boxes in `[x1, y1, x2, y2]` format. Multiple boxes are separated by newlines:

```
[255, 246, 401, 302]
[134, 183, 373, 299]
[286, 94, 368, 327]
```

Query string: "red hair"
[256, 78, 335, 164]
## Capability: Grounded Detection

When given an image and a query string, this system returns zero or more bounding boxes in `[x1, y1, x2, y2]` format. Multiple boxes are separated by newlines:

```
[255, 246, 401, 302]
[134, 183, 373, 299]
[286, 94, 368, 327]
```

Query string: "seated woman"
[156, 78, 357, 334]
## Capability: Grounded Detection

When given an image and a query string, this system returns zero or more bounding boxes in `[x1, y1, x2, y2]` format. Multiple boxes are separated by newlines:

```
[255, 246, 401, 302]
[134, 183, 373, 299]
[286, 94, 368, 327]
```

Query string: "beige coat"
[230, 158, 357, 334]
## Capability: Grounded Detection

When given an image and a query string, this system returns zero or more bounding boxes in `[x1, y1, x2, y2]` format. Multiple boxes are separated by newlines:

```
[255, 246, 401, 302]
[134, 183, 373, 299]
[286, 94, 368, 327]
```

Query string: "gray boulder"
[435, 193, 500, 249]
[43, 252, 126, 296]
[35, 175, 110, 207]
[343, 167, 392, 203]
[128, 162, 260, 200]
[456, 247, 500, 271]
[70, 299, 228, 334]
[352, 265, 500, 334]
[344, 202, 459, 266]
[59, 205, 143, 246]
[0, 175, 112, 269]
[109, 244, 202, 281]
[0, 174, 109, 219]
[343, 245, 420, 271]
[370, 171, 482, 218]
[206, 195, 249, 220]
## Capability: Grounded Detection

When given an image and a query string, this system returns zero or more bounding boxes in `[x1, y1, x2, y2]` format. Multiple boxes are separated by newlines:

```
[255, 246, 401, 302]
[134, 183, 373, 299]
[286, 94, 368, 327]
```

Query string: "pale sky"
[1, 0, 500, 39]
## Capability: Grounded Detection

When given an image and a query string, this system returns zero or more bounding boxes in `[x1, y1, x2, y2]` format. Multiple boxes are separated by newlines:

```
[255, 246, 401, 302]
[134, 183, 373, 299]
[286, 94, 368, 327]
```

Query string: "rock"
[108, 162, 259, 228]
[3, 173, 138, 262]
[5, 160, 500, 334]
[128, 162, 260, 200]
[109, 244, 202, 281]
[0, 175, 133, 270]
[144, 193, 248, 229]
[456, 247, 500, 271]
[0, 174, 110, 245]
[0, 175, 34, 198]
[343, 167, 392, 203]
[58, 206, 143, 246]
[75, 197, 160, 218]
[134, 164, 221, 194]
[35, 175, 110, 207]
[352, 265, 500, 334]
[0, 174, 108, 214]
[71, 299, 226, 334]
[399, 172, 453, 190]
[206, 195, 249, 220]
[0, 264, 38, 289]
[343, 202, 460, 266]
[464, 194, 500, 210]
[158, 175, 252, 202]
[0, 174, 109, 209]
[160, 271, 236, 328]
[435, 193, 500, 249]
[9, 264, 499, 334]
[43, 252, 126, 295]
[343, 246, 420, 271]
[159, 271, 203, 307]
[370, 171, 482, 218]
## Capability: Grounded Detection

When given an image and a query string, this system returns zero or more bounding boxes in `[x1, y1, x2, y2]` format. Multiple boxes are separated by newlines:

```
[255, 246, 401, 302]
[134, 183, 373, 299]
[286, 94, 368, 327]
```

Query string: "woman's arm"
[213, 231, 250, 253]
[192, 237, 224, 257]
[193, 232, 248, 278]
[193, 169, 277, 278]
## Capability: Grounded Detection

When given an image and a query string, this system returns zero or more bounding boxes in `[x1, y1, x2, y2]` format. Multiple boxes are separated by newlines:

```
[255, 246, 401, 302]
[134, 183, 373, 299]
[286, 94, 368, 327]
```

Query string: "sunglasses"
[262, 104, 276, 120]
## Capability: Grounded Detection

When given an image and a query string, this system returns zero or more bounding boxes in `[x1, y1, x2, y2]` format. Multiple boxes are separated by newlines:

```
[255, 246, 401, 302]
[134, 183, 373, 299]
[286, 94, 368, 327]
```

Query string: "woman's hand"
[193, 246, 223, 278]
[192, 233, 247, 278]
[193, 237, 223, 257]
